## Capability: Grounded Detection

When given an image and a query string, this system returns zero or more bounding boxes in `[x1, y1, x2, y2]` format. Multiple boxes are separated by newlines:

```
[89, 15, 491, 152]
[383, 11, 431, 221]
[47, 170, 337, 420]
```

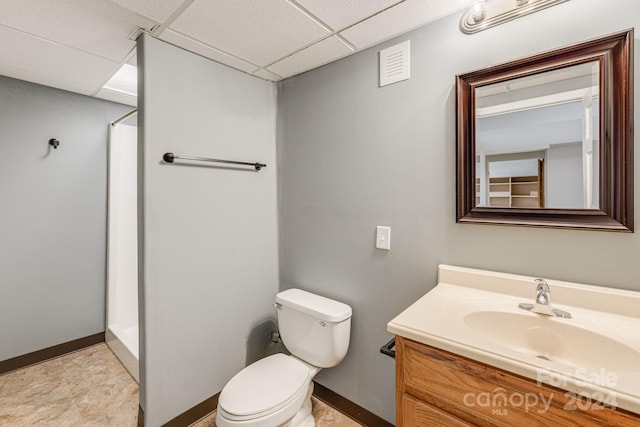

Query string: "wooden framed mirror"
[456, 29, 633, 232]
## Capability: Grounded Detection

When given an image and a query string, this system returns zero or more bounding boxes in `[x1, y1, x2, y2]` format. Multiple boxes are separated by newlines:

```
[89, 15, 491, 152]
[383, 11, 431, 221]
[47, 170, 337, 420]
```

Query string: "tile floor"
[0, 344, 361, 427]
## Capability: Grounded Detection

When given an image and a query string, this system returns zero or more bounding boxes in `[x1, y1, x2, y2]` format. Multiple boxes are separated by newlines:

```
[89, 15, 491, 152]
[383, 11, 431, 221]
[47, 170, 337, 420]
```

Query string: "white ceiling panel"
[253, 69, 282, 81]
[0, 0, 154, 63]
[170, 0, 330, 67]
[95, 88, 137, 107]
[107, 0, 187, 23]
[340, 0, 468, 49]
[293, 0, 403, 31]
[267, 36, 354, 78]
[160, 29, 258, 74]
[0, 63, 96, 96]
[0, 26, 120, 88]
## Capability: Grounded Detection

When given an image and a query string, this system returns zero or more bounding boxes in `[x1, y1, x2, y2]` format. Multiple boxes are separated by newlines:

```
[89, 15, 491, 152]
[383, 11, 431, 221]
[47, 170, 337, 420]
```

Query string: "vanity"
[388, 265, 640, 426]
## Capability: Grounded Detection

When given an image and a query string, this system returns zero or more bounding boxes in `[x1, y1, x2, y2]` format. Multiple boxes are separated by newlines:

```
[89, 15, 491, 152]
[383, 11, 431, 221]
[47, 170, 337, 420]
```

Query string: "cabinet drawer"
[402, 394, 473, 427]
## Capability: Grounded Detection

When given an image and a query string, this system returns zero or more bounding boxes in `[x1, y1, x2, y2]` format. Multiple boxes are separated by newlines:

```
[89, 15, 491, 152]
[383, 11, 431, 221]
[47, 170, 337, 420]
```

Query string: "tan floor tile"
[191, 411, 217, 426]
[58, 344, 128, 386]
[0, 357, 66, 397]
[312, 398, 362, 427]
[67, 363, 137, 402]
[0, 375, 82, 427]
[1, 397, 85, 426]
[72, 372, 138, 425]
[0, 364, 71, 409]
[0, 344, 138, 426]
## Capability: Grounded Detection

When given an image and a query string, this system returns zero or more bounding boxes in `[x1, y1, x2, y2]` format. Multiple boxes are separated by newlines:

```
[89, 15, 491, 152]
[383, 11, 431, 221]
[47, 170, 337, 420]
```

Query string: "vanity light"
[460, 0, 567, 34]
[470, 0, 486, 23]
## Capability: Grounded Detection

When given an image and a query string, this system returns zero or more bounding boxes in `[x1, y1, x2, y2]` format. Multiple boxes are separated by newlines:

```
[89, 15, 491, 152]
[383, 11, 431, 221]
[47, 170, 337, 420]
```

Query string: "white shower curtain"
[106, 123, 139, 382]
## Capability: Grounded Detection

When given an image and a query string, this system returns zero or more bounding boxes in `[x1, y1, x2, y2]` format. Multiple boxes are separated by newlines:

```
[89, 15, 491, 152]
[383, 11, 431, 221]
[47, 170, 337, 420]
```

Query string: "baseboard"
[138, 392, 219, 427]
[162, 392, 219, 427]
[313, 382, 394, 427]
[0, 332, 105, 375]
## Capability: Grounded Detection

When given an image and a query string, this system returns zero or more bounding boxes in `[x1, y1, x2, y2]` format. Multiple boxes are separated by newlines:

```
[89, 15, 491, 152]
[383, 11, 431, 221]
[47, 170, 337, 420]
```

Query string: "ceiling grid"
[0, 0, 470, 106]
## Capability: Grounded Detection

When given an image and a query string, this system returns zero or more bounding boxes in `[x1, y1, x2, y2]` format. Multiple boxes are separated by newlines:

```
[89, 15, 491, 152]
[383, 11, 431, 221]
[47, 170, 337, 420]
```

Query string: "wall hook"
[49, 138, 60, 149]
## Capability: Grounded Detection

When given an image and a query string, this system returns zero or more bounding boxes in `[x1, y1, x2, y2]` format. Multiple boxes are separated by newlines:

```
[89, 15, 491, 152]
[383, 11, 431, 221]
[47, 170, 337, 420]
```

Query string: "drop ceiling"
[0, 0, 470, 107]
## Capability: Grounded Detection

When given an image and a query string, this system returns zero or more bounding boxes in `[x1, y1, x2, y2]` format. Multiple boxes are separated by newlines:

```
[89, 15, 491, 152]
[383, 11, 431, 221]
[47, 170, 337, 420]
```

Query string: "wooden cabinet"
[395, 336, 640, 426]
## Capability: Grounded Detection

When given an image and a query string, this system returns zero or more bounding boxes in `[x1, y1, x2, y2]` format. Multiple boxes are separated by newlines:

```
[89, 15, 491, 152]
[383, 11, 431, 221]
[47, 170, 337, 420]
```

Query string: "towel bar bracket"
[380, 337, 396, 359]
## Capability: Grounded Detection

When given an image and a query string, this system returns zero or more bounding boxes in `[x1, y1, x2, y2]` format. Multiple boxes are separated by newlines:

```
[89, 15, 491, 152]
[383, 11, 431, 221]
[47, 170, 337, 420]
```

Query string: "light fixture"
[460, 0, 568, 34]
[471, 0, 487, 23]
[102, 64, 137, 97]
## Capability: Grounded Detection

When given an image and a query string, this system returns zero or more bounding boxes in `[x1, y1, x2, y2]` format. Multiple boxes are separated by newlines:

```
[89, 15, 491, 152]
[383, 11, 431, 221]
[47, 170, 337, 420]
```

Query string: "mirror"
[476, 62, 600, 209]
[456, 30, 633, 232]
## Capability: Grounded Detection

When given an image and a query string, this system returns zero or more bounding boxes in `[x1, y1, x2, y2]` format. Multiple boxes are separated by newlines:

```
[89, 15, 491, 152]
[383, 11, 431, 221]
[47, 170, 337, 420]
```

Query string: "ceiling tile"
[95, 88, 138, 107]
[0, 63, 96, 96]
[253, 69, 282, 81]
[267, 36, 354, 78]
[293, 0, 403, 31]
[160, 29, 258, 74]
[107, 0, 186, 23]
[340, 0, 468, 49]
[0, 0, 153, 63]
[170, 0, 330, 66]
[0, 26, 119, 89]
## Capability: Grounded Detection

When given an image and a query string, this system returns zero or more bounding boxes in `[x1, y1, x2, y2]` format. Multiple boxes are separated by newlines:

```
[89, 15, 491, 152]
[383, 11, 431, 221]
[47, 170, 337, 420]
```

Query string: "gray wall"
[277, 0, 640, 422]
[138, 35, 279, 426]
[546, 143, 583, 208]
[0, 76, 133, 361]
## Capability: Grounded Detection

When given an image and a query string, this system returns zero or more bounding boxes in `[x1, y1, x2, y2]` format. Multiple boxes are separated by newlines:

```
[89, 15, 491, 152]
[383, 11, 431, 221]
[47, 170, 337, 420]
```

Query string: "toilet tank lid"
[276, 289, 352, 322]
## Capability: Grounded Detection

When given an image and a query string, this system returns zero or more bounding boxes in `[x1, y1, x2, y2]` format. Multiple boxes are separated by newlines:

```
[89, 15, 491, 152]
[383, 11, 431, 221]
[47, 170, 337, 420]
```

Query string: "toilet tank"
[275, 289, 352, 368]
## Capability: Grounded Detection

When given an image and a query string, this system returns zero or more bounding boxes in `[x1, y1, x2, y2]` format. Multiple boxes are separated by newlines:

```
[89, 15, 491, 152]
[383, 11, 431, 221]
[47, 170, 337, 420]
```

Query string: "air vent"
[379, 40, 410, 87]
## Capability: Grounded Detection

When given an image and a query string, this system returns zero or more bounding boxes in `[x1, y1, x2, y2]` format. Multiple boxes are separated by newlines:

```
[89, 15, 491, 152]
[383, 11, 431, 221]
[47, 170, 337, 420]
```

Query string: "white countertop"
[388, 264, 640, 414]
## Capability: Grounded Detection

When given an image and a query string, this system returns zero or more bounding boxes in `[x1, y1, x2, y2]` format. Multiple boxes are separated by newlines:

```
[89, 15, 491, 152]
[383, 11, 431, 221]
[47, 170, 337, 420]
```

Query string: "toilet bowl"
[216, 289, 352, 427]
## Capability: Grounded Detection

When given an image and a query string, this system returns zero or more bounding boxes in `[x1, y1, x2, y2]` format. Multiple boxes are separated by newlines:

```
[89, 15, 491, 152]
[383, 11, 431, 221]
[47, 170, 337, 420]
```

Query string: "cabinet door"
[402, 394, 473, 427]
[397, 337, 640, 427]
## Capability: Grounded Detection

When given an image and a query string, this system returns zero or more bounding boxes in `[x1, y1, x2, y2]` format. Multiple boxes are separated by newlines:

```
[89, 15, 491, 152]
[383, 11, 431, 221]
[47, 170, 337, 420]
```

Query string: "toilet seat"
[218, 354, 310, 421]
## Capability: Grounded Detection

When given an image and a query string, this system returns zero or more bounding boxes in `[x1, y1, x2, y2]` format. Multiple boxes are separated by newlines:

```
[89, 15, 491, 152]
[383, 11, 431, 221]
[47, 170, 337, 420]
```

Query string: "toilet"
[216, 288, 352, 427]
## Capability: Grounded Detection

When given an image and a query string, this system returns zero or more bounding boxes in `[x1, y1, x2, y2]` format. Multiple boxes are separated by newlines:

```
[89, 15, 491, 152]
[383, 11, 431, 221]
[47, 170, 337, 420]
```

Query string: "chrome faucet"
[518, 278, 571, 318]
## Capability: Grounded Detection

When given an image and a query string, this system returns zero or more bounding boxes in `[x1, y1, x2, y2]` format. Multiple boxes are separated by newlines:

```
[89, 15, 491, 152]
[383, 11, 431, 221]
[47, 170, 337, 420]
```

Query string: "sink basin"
[388, 264, 640, 414]
[463, 310, 640, 373]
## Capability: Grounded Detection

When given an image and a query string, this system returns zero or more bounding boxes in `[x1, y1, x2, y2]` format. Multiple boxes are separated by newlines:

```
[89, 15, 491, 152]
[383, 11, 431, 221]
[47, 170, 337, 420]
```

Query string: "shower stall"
[106, 112, 139, 382]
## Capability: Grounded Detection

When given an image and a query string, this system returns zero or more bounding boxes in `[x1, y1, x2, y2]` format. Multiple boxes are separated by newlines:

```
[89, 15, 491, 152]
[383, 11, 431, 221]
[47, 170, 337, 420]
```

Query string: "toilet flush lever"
[274, 303, 282, 310]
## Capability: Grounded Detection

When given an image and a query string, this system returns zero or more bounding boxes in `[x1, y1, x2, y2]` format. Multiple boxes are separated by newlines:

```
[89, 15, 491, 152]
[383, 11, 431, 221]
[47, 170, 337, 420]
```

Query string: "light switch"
[376, 226, 391, 250]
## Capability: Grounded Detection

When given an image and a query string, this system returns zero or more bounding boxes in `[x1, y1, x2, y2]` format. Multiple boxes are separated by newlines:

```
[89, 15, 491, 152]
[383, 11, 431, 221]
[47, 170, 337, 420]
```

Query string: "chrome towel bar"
[162, 152, 266, 171]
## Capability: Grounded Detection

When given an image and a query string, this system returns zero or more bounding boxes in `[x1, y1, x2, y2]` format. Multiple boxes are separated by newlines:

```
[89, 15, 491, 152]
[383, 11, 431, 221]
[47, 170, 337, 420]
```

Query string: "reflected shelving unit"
[476, 175, 543, 208]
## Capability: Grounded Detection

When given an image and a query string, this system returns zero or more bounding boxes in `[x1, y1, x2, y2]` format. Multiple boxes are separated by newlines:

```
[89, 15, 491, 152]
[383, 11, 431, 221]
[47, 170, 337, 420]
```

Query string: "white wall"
[138, 35, 279, 426]
[277, 0, 640, 422]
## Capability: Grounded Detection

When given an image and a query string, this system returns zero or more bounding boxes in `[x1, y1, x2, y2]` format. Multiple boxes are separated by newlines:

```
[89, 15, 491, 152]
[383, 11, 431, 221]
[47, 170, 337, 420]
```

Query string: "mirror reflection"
[474, 61, 599, 209]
